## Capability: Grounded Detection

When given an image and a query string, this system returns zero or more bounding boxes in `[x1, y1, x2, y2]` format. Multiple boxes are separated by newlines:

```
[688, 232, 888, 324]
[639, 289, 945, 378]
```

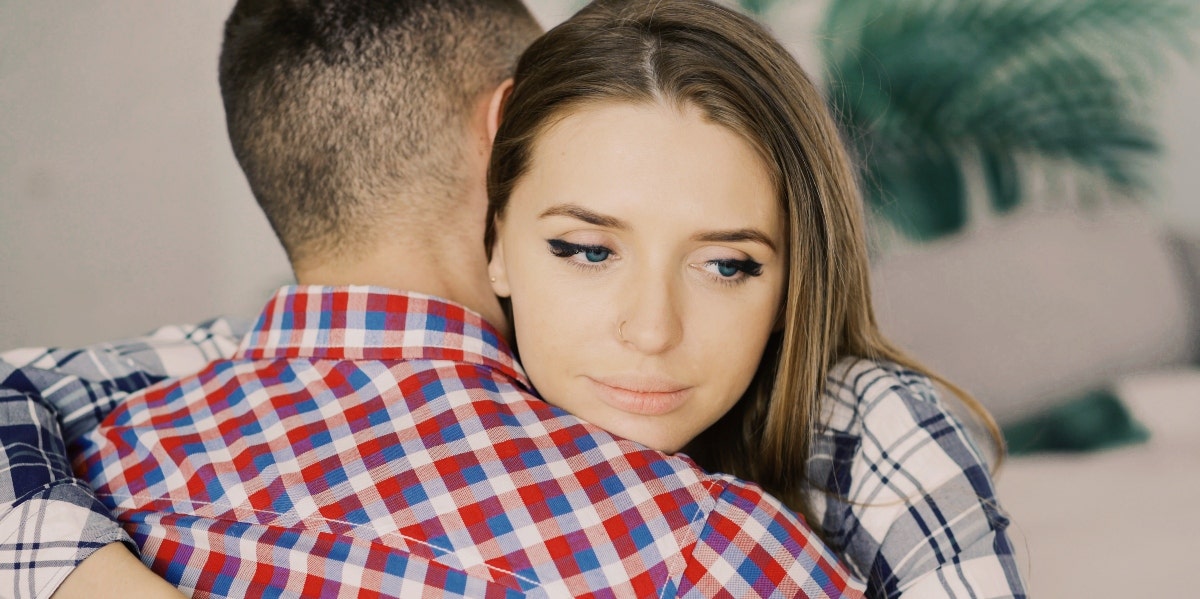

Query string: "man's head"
[219, 0, 541, 272]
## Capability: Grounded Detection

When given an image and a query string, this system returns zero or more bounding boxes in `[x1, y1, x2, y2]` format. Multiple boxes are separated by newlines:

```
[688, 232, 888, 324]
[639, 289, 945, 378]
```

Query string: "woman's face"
[488, 101, 785, 453]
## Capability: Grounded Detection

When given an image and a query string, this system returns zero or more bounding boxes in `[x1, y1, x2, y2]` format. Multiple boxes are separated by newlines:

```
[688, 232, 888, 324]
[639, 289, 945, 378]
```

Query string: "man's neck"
[294, 242, 509, 340]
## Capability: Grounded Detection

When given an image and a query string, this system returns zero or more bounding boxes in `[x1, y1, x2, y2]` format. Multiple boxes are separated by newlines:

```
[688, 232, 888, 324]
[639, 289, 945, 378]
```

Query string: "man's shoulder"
[82, 351, 724, 503]
[77, 351, 859, 595]
[683, 472, 866, 598]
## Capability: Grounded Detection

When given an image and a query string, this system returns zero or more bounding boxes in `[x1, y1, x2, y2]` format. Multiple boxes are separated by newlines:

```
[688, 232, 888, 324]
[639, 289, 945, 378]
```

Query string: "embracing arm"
[812, 362, 1026, 599]
[0, 318, 245, 599]
[50, 543, 184, 599]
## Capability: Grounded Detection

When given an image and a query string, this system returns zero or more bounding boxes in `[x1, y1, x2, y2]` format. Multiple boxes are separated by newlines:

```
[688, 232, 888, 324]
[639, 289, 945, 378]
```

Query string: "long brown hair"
[485, 0, 1002, 527]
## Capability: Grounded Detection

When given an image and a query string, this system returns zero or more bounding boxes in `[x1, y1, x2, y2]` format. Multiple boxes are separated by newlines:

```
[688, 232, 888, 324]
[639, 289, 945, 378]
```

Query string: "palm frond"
[820, 0, 1198, 239]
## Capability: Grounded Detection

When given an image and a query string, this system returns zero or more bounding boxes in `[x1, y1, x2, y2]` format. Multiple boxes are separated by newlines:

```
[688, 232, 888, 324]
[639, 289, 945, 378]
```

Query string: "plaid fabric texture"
[0, 319, 244, 599]
[67, 286, 862, 598]
[0, 287, 1025, 598]
[807, 361, 1026, 598]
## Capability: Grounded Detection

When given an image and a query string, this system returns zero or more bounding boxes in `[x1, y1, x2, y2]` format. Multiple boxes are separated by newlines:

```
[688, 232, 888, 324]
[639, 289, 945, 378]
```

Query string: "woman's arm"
[0, 317, 246, 443]
[811, 360, 1026, 599]
[0, 318, 245, 598]
[51, 542, 185, 599]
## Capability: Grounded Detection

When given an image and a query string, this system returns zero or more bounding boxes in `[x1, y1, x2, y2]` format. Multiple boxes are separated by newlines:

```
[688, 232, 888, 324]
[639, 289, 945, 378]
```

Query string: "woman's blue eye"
[705, 258, 763, 281]
[583, 247, 610, 262]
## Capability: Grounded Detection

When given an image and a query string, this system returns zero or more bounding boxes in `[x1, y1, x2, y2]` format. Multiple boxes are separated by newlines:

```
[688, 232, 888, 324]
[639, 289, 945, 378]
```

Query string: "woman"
[485, 1, 1025, 597]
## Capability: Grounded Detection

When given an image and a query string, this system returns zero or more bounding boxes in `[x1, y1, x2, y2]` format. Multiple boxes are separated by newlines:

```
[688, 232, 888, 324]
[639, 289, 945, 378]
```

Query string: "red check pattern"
[72, 286, 863, 598]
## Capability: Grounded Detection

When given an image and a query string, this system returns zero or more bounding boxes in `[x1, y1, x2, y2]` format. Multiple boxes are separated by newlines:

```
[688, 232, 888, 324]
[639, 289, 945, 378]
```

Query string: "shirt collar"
[237, 285, 526, 383]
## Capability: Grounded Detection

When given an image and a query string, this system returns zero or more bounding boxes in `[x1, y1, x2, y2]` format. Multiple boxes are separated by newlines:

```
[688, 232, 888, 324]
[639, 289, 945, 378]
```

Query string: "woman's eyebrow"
[694, 229, 778, 252]
[538, 204, 628, 229]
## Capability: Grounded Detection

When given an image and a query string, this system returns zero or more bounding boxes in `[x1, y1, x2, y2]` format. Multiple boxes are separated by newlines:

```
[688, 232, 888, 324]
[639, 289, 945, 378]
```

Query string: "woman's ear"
[486, 78, 515, 142]
[488, 233, 512, 298]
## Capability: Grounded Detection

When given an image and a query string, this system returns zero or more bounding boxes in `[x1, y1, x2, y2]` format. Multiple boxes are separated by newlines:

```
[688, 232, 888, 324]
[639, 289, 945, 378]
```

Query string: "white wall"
[0, 1, 577, 350]
[0, 2, 287, 349]
[2, 1, 1197, 349]
[1159, 54, 1200, 231]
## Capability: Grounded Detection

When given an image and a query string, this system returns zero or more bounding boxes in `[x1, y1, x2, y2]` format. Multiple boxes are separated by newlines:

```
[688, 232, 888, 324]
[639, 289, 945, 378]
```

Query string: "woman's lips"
[587, 376, 691, 416]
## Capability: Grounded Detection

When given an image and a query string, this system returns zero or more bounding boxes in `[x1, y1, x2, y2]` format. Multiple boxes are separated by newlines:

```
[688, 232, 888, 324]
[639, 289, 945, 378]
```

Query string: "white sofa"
[870, 206, 1199, 597]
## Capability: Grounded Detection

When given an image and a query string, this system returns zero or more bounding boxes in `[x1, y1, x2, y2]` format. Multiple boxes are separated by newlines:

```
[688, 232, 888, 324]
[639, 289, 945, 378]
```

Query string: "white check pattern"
[808, 360, 1025, 597]
[1, 319, 1024, 598]
[0, 319, 244, 599]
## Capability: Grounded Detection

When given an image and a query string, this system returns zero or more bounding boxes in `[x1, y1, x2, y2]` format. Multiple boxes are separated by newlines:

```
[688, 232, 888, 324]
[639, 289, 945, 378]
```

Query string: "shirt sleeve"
[814, 366, 1027, 599]
[0, 318, 246, 599]
[680, 478, 866, 599]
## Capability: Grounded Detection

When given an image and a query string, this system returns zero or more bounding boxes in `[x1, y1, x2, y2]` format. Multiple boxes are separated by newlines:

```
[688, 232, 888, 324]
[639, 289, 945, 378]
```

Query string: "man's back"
[74, 286, 861, 598]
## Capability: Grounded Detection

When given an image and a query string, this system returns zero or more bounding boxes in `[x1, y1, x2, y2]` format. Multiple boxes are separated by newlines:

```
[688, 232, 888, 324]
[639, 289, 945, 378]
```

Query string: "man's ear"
[486, 78, 515, 142]
[487, 232, 512, 298]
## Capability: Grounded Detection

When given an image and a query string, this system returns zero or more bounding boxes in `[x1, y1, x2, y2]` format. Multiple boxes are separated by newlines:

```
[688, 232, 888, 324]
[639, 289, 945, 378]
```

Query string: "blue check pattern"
[3, 286, 861, 598]
[0, 318, 243, 599]
[1, 287, 1024, 598]
[807, 361, 1026, 597]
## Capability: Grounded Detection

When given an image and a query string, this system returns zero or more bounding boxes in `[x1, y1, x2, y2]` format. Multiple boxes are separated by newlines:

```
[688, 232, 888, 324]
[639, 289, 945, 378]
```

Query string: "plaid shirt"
[807, 362, 1025, 597]
[3, 286, 862, 599]
[0, 317, 244, 599]
[0, 289, 1024, 599]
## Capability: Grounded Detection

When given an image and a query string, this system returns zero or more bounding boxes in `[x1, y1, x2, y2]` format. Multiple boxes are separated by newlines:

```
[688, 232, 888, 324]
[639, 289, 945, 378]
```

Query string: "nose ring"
[618, 321, 626, 342]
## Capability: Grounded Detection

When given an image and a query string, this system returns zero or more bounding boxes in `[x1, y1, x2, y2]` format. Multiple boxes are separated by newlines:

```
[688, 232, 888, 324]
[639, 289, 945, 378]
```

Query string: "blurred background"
[2, 1, 1199, 596]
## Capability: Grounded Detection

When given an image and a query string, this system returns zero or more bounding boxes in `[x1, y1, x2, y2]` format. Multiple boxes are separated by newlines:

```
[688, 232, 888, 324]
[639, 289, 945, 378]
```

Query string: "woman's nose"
[616, 272, 684, 355]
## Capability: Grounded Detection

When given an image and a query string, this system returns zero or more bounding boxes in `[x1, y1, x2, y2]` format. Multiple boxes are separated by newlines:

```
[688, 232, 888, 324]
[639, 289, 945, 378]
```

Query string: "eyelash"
[703, 258, 764, 286]
[547, 239, 764, 285]
[547, 239, 613, 271]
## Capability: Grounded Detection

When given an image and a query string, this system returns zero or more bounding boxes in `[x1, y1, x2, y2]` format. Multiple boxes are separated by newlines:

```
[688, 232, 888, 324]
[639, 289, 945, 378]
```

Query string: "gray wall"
[1, 2, 285, 348]
[2, 1, 1198, 349]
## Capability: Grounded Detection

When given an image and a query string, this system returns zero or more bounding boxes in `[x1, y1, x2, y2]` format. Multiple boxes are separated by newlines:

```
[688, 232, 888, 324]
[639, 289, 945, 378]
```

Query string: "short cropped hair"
[219, 0, 541, 266]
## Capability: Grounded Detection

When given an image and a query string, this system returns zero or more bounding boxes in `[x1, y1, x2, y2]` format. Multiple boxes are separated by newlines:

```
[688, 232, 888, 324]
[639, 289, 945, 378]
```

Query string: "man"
[0, 1, 862, 597]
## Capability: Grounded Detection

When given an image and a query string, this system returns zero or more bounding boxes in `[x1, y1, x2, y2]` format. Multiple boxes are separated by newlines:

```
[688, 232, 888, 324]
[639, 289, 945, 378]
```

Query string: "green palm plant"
[739, 0, 1197, 240]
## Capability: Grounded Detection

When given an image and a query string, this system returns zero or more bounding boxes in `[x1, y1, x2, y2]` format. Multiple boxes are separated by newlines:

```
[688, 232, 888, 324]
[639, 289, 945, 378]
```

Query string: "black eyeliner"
[547, 239, 610, 256]
[724, 258, 763, 276]
[547, 239, 578, 257]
